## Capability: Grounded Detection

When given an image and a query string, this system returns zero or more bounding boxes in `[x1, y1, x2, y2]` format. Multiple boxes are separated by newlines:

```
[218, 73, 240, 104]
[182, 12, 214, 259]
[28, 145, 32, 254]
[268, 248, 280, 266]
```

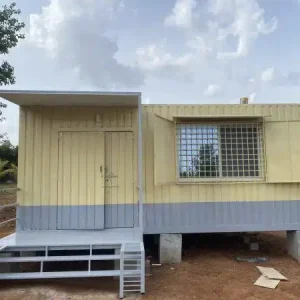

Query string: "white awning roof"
[0, 90, 141, 107]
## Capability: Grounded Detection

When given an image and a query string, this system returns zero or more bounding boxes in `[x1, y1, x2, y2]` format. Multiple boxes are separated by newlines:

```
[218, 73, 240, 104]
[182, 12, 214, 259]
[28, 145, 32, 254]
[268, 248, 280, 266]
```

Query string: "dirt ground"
[1, 189, 300, 300]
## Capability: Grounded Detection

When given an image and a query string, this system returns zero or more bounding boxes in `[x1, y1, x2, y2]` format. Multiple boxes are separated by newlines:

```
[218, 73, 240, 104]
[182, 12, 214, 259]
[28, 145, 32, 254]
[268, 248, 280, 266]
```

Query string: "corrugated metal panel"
[57, 132, 105, 229]
[144, 104, 300, 122]
[105, 132, 135, 227]
[289, 122, 300, 181]
[18, 106, 138, 230]
[18, 103, 300, 232]
[154, 115, 176, 185]
[143, 105, 300, 205]
[144, 201, 300, 234]
[265, 122, 292, 182]
[264, 121, 300, 183]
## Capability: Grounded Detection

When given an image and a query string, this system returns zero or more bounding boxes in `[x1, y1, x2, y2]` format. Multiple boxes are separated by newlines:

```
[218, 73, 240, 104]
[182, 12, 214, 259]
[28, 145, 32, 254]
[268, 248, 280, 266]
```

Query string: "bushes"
[0, 140, 18, 183]
[0, 140, 18, 166]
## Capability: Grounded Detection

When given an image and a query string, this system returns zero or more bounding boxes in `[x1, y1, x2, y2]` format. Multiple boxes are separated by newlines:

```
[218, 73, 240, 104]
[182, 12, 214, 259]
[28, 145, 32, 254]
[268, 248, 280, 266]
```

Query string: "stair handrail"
[119, 243, 126, 299]
[139, 242, 145, 294]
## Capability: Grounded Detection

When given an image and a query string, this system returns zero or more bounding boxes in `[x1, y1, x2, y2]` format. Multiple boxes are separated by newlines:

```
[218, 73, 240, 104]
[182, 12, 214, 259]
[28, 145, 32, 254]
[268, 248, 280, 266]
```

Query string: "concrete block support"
[287, 231, 300, 262]
[159, 234, 182, 264]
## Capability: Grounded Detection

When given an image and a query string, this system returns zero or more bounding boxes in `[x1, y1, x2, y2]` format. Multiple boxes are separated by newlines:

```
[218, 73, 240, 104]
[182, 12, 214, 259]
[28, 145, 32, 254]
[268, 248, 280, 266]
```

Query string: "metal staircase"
[0, 242, 145, 299]
[120, 242, 145, 298]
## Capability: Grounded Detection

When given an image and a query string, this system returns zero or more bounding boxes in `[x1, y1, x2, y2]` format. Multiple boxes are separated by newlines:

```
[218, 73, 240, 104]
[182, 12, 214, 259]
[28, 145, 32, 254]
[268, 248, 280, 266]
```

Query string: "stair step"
[0, 269, 140, 279]
[0, 270, 118, 279]
[120, 243, 144, 297]
[0, 254, 121, 263]
[124, 284, 141, 287]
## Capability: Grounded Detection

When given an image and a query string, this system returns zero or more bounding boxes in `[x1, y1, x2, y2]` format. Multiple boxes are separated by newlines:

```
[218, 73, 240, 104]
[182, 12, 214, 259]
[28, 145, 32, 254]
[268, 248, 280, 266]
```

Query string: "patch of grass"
[0, 183, 16, 188]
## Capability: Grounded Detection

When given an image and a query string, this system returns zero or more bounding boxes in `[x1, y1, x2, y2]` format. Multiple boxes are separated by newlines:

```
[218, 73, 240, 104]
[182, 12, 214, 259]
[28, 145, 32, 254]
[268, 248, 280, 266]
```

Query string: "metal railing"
[0, 187, 19, 227]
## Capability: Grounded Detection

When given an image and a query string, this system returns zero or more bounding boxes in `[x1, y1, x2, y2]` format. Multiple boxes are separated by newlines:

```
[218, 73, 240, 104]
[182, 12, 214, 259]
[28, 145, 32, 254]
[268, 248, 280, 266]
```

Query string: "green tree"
[0, 2, 25, 140]
[0, 158, 17, 182]
[191, 144, 219, 178]
[0, 139, 18, 165]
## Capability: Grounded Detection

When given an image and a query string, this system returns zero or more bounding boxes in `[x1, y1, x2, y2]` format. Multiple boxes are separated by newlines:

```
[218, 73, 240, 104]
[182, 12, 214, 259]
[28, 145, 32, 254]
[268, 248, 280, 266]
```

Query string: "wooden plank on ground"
[256, 266, 288, 280]
[254, 275, 280, 289]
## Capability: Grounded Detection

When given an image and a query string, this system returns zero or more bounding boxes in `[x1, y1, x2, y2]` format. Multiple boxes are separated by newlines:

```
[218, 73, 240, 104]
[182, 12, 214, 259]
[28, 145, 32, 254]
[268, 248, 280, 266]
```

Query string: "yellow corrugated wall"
[18, 105, 138, 207]
[143, 104, 300, 204]
[18, 103, 300, 207]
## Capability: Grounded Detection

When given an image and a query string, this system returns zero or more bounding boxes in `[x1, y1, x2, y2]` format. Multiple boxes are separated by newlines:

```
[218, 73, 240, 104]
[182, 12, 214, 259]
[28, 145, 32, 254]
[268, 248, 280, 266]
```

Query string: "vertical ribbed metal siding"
[142, 104, 300, 232]
[57, 132, 105, 229]
[142, 104, 300, 203]
[105, 132, 135, 228]
[143, 201, 300, 234]
[18, 106, 138, 230]
[143, 105, 300, 233]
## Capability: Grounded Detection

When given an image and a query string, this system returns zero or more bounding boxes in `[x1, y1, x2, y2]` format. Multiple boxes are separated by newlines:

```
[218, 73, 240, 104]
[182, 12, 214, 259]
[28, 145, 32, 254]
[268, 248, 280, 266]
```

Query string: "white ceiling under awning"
[0, 90, 141, 107]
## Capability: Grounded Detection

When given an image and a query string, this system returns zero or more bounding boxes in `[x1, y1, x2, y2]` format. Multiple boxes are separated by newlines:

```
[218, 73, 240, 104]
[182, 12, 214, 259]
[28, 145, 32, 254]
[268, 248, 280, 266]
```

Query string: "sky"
[1, 0, 300, 144]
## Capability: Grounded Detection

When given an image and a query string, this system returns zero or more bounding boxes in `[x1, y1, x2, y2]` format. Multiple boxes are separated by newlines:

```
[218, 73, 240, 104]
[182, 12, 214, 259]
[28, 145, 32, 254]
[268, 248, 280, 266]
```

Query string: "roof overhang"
[0, 90, 141, 107]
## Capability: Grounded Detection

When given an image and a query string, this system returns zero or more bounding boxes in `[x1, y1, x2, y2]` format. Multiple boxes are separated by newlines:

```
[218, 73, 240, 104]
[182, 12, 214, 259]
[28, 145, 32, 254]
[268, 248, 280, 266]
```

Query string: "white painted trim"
[138, 93, 143, 231]
[0, 90, 141, 107]
[0, 89, 141, 96]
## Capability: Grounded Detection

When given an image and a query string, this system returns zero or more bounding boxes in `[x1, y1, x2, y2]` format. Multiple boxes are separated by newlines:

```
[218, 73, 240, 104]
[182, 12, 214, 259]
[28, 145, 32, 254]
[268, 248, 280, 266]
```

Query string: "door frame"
[56, 128, 138, 229]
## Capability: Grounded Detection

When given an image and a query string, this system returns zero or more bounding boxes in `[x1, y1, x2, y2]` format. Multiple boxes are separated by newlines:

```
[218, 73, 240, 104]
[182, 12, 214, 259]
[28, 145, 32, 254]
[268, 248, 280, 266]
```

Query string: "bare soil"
[1, 190, 300, 299]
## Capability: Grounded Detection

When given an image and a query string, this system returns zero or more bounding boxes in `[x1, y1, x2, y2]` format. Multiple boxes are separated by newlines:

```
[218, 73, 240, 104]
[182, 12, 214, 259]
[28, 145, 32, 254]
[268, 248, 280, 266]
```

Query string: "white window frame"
[176, 120, 265, 183]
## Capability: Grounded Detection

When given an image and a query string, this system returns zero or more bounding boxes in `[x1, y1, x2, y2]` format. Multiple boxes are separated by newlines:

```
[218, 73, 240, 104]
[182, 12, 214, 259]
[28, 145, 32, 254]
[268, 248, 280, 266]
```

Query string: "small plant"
[0, 158, 17, 182]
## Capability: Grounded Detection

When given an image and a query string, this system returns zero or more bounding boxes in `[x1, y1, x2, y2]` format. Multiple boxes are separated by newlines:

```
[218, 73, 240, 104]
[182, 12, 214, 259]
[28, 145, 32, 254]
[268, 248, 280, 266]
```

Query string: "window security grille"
[177, 122, 264, 181]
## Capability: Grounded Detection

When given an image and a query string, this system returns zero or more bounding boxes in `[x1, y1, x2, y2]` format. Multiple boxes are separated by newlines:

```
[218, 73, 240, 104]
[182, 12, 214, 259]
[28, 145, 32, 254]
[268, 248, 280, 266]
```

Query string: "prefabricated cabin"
[1, 90, 300, 296]
[2, 91, 300, 235]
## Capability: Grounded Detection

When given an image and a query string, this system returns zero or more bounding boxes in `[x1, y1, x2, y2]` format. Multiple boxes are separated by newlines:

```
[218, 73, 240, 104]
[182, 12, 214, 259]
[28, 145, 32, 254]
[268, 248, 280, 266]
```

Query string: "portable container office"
[1, 90, 300, 298]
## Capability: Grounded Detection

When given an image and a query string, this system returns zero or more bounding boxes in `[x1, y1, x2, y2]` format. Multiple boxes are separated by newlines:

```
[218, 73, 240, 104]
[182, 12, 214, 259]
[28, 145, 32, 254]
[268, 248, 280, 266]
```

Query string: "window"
[177, 122, 264, 181]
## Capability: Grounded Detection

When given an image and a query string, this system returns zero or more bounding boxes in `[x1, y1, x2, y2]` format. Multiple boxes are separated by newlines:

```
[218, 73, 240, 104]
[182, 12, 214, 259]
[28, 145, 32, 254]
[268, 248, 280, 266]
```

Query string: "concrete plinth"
[159, 234, 182, 264]
[287, 231, 300, 262]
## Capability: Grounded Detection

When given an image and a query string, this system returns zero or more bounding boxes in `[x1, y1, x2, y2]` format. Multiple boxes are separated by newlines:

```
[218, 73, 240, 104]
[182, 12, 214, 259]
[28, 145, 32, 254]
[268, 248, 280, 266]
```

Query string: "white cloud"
[215, 0, 278, 59]
[29, 0, 144, 88]
[137, 0, 278, 83]
[260, 67, 300, 86]
[203, 84, 221, 97]
[186, 35, 214, 56]
[119, 0, 125, 10]
[257, 67, 300, 87]
[136, 44, 193, 78]
[261, 67, 275, 82]
[249, 92, 256, 103]
[165, 0, 277, 60]
[143, 97, 151, 104]
[164, 0, 197, 29]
